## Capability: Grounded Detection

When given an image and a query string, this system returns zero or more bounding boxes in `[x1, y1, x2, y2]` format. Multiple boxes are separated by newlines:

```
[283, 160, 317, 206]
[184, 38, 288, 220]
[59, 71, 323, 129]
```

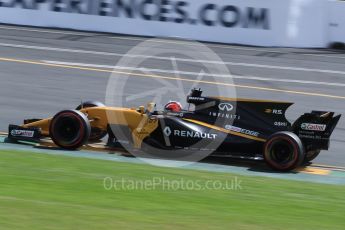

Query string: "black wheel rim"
[54, 116, 81, 144]
[269, 140, 295, 165]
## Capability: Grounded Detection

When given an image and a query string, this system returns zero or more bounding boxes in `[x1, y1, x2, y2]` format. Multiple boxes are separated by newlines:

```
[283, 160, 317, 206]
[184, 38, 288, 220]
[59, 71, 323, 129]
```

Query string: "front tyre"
[50, 110, 91, 150]
[76, 101, 107, 141]
[264, 132, 305, 171]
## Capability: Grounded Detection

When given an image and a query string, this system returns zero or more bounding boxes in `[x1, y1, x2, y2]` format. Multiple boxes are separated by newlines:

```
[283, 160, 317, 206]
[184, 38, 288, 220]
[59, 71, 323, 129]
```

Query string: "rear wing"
[292, 111, 341, 151]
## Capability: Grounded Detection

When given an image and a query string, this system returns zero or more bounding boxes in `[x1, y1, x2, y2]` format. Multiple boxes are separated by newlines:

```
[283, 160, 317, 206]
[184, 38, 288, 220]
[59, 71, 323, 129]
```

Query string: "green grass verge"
[0, 150, 344, 230]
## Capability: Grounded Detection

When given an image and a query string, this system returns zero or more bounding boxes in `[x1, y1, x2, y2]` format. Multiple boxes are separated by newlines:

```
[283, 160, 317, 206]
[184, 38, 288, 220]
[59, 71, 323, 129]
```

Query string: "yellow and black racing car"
[8, 89, 341, 171]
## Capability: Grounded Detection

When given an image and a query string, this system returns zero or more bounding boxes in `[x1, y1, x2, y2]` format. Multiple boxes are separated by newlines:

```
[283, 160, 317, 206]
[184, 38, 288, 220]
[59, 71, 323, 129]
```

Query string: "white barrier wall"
[329, 0, 345, 44]
[0, 0, 329, 47]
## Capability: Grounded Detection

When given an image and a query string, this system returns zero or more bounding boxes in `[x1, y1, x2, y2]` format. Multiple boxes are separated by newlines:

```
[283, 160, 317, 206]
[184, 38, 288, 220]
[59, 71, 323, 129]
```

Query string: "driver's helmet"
[164, 101, 183, 112]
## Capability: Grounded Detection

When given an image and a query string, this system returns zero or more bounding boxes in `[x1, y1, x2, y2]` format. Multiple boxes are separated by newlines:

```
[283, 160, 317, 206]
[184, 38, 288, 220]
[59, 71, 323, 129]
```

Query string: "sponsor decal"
[166, 112, 184, 117]
[211, 103, 239, 120]
[163, 127, 217, 139]
[208, 112, 240, 120]
[274, 121, 288, 127]
[301, 123, 326, 132]
[224, 125, 259, 137]
[299, 130, 315, 135]
[10, 129, 34, 138]
[218, 103, 233, 112]
[0, 1, 270, 30]
[298, 134, 323, 140]
[163, 127, 172, 136]
[188, 97, 205, 101]
[265, 109, 283, 115]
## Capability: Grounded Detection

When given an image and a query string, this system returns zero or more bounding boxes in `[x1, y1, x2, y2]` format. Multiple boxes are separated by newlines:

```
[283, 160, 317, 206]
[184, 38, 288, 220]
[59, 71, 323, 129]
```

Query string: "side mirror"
[138, 106, 145, 114]
[146, 102, 156, 113]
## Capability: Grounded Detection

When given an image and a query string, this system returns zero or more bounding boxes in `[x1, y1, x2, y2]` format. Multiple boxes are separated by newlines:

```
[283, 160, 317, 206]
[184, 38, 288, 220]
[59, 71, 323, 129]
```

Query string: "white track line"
[42, 60, 345, 87]
[1, 42, 345, 76]
[1, 25, 345, 60]
[0, 25, 94, 36]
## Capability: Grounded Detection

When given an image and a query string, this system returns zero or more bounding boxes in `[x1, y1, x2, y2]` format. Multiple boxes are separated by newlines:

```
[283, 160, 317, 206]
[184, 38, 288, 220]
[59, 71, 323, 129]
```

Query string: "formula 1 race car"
[8, 89, 341, 171]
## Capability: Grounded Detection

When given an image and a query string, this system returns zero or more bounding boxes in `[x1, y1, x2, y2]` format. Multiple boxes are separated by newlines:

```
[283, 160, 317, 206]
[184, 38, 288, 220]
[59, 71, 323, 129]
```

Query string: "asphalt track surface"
[0, 24, 344, 167]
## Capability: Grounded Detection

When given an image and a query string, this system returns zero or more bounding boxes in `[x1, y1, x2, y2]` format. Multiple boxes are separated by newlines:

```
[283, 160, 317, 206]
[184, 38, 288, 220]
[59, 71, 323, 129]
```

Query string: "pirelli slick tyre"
[264, 132, 305, 171]
[76, 101, 107, 141]
[50, 110, 91, 150]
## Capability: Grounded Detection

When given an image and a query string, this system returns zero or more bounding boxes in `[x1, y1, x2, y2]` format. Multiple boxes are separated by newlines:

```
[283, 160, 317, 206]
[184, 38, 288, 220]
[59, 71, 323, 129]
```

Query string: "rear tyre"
[50, 110, 91, 150]
[264, 132, 305, 171]
[76, 101, 107, 141]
